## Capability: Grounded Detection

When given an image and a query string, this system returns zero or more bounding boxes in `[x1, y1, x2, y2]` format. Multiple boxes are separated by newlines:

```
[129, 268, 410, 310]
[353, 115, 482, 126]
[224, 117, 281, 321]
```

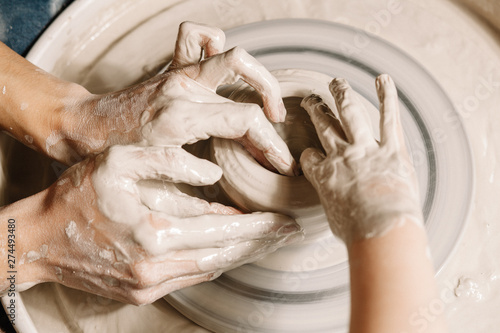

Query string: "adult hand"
[4, 143, 302, 305]
[0, 21, 303, 303]
[57, 22, 297, 175]
[300, 75, 423, 245]
[0, 22, 296, 175]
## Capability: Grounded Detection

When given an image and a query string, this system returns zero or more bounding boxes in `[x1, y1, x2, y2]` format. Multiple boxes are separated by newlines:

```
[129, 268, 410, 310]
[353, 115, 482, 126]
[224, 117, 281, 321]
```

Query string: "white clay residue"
[8, 0, 500, 332]
[45, 131, 105, 162]
[27, 244, 49, 263]
[101, 276, 120, 288]
[65, 220, 79, 241]
[454, 276, 491, 302]
[98, 249, 114, 262]
[26, 251, 41, 263]
[55, 266, 63, 281]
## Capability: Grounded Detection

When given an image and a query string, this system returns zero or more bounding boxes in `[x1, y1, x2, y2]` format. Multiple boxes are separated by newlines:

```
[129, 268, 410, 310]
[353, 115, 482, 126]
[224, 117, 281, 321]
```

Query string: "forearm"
[347, 218, 447, 333]
[0, 190, 52, 294]
[0, 42, 94, 163]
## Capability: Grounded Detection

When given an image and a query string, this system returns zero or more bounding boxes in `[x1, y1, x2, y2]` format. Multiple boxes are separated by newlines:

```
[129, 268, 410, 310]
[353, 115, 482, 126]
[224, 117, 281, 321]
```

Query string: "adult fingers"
[169, 21, 225, 69]
[235, 137, 279, 173]
[120, 270, 217, 305]
[138, 179, 241, 217]
[300, 94, 348, 155]
[192, 236, 303, 273]
[329, 78, 377, 148]
[167, 101, 296, 176]
[376, 74, 406, 153]
[144, 235, 302, 284]
[138, 180, 210, 217]
[185, 46, 286, 122]
[133, 211, 303, 255]
[131, 230, 302, 298]
[99, 145, 222, 186]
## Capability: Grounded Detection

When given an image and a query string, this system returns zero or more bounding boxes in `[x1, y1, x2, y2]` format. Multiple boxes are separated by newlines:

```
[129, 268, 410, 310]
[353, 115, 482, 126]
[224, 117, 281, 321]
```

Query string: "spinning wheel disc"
[165, 19, 473, 332]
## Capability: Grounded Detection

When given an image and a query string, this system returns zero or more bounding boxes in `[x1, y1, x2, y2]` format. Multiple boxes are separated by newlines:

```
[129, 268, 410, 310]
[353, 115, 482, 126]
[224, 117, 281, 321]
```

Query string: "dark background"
[0, 0, 75, 55]
[0, 1, 75, 331]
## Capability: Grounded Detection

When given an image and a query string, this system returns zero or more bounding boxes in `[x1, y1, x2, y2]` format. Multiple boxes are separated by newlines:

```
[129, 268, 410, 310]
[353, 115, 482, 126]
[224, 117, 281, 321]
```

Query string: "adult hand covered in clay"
[300, 75, 423, 245]
[57, 22, 297, 175]
[15, 144, 302, 305]
[0, 22, 295, 174]
[0, 22, 303, 304]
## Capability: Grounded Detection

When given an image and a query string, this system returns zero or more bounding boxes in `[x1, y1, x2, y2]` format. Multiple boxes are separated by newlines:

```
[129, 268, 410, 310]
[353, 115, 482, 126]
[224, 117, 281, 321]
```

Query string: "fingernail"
[330, 78, 348, 91]
[329, 79, 347, 99]
[376, 74, 396, 98]
[284, 161, 298, 177]
[331, 77, 345, 85]
[277, 223, 302, 237]
[310, 94, 322, 102]
[379, 73, 390, 82]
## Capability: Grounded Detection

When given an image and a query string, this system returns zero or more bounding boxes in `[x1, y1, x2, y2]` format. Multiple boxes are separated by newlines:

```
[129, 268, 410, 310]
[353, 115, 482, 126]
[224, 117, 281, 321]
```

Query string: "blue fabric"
[0, 0, 75, 55]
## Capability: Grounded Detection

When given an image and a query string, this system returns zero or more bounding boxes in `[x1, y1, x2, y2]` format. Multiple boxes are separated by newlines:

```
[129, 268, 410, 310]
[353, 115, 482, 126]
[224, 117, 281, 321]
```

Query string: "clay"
[5, 0, 500, 332]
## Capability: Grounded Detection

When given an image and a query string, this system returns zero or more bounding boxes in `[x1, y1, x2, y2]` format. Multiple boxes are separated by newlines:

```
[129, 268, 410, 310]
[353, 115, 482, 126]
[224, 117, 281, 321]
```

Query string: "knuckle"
[240, 104, 263, 128]
[178, 21, 196, 36]
[127, 290, 152, 306]
[247, 103, 263, 118]
[132, 267, 154, 288]
[164, 73, 182, 87]
[211, 27, 225, 42]
[225, 46, 248, 64]
[204, 26, 225, 43]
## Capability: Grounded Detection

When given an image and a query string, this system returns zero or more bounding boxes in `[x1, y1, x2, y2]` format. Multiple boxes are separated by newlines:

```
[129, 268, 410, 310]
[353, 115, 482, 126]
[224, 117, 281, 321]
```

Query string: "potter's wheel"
[3, 1, 478, 330]
[165, 20, 473, 332]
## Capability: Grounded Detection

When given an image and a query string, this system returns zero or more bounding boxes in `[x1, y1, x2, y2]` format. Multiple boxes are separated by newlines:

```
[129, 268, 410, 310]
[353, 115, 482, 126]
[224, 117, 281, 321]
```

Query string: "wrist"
[330, 209, 424, 248]
[48, 84, 96, 165]
[58, 82, 156, 164]
[0, 42, 94, 164]
[0, 189, 55, 293]
[345, 215, 426, 253]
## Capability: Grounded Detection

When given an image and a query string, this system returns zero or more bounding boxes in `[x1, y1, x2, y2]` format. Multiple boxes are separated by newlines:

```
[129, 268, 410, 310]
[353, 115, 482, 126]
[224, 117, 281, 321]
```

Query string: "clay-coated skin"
[0, 149, 301, 305]
[0, 22, 297, 176]
[0, 22, 303, 305]
[0, 17, 445, 331]
[300, 76, 423, 245]
[301, 75, 447, 332]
